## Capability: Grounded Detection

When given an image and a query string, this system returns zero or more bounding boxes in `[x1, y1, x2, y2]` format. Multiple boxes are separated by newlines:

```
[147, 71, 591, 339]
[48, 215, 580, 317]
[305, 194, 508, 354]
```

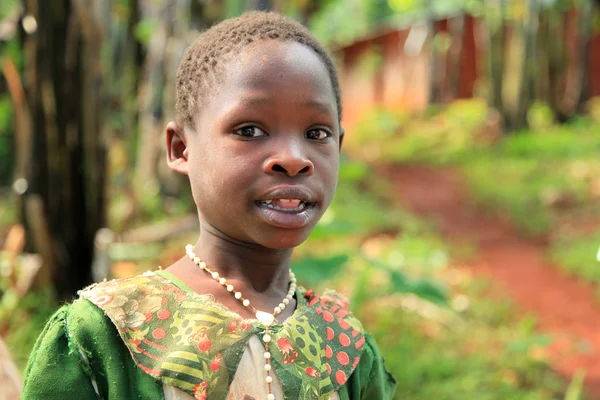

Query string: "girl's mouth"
[256, 198, 314, 212]
[255, 198, 318, 229]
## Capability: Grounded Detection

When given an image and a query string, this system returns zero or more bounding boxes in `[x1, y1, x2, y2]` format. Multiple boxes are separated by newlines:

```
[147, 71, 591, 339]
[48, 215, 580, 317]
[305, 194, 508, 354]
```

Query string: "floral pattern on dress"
[79, 271, 365, 400]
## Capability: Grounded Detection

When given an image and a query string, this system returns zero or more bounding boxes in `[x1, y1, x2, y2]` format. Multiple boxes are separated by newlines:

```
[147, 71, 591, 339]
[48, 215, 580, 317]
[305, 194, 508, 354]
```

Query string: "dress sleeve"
[338, 333, 397, 400]
[21, 304, 101, 399]
[22, 299, 163, 400]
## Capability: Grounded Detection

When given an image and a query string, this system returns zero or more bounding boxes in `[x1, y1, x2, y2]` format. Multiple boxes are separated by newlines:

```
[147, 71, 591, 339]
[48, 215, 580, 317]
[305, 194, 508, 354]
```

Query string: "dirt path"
[381, 164, 600, 398]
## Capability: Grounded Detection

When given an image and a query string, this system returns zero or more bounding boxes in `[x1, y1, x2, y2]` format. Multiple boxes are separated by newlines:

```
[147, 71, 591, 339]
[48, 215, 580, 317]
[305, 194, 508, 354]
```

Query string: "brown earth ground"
[380, 164, 600, 399]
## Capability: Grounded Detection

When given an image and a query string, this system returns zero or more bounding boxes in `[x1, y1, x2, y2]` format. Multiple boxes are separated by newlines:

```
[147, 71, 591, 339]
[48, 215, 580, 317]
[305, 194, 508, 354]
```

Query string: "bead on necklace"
[185, 244, 296, 400]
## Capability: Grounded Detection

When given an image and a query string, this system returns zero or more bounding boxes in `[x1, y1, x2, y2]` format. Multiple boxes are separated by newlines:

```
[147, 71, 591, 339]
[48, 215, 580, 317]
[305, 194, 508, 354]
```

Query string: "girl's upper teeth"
[260, 198, 307, 211]
[263, 198, 303, 204]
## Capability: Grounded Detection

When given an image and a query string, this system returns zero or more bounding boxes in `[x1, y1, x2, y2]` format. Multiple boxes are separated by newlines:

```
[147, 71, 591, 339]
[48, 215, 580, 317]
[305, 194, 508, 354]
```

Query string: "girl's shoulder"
[24, 272, 395, 399]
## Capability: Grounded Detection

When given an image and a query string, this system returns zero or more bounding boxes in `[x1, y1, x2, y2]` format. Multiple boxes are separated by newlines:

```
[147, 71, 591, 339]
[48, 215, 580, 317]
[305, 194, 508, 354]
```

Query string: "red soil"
[382, 164, 600, 399]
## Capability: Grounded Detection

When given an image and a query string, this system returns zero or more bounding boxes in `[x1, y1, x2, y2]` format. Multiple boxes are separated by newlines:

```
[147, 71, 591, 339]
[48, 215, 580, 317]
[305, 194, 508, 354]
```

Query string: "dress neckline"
[153, 269, 305, 327]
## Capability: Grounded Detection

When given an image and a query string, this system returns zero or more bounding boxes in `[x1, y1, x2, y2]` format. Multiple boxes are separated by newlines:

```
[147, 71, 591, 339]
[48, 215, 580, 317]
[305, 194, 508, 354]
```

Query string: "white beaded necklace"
[185, 244, 296, 400]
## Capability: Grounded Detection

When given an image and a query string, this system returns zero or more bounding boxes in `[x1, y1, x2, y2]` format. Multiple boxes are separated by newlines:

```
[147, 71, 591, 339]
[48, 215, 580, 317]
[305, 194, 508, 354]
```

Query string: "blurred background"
[1, 0, 600, 398]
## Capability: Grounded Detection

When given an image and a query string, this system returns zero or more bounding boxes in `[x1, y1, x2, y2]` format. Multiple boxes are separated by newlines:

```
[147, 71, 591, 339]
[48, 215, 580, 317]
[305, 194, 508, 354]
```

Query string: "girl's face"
[181, 40, 342, 249]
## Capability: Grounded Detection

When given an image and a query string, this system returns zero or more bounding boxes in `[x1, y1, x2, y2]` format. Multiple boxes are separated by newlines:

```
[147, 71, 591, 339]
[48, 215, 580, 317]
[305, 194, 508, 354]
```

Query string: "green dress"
[21, 270, 396, 399]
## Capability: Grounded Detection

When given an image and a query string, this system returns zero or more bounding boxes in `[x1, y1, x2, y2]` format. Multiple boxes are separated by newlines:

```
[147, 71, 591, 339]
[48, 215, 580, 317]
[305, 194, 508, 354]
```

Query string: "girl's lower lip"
[255, 202, 317, 229]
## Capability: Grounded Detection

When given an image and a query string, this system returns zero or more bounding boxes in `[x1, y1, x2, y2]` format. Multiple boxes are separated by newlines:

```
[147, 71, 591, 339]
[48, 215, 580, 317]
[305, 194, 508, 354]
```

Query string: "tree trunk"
[427, 1, 442, 105]
[485, 0, 506, 129]
[447, 14, 466, 100]
[19, 0, 107, 299]
[135, 0, 175, 202]
[575, 0, 593, 113]
[298, 0, 321, 25]
[543, 9, 568, 121]
[514, 0, 539, 129]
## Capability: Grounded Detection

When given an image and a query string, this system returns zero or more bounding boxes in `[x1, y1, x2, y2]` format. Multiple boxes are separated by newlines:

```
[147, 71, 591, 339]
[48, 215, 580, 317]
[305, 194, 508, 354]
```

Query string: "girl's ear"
[339, 126, 345, 151]
[166, 121, 189, 175]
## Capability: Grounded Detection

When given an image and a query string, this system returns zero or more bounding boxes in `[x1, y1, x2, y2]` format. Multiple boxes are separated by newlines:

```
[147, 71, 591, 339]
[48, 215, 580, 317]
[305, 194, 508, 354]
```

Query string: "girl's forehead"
[222, 42, 334, 100]
[194, 40, 339, 125]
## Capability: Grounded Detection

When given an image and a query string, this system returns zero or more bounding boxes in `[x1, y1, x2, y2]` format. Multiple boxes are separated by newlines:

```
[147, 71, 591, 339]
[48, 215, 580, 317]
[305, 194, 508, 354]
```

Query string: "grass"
[292, 158, 572, 398]
[366, 287, 564, 400]
[551, 231, 600, 287]
[345, 100, 489, 165]
[0, 251, 57, 371]
[295, 230, 570, 399]
[346, 100, 600, 294]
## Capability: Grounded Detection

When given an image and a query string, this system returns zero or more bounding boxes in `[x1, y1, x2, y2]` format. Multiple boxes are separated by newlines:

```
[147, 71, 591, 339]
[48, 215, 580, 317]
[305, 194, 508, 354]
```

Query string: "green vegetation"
[347, 101, 489, 165]
[292, 159, 570, 399]
[367, 282, 564, 400]
[0, 252, 57, 371]
[551, 231, 600, 287]
[347, 99, 600, 306]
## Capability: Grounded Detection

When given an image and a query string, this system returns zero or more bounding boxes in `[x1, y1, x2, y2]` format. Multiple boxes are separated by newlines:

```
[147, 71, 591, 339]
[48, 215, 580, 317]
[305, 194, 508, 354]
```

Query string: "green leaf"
[134, 19, 158, 44]
[292, 255, 349, 288]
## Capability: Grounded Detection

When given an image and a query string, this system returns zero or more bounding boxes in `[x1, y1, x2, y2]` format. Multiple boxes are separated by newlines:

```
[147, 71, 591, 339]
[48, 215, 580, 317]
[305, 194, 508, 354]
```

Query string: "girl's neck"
[191, 225, 294, 294]
[165, 224, 299, 322]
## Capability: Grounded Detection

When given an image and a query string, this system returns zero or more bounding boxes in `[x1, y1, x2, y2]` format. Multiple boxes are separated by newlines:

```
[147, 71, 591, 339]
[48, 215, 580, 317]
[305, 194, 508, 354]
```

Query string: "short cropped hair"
[175, 11, 342, 129]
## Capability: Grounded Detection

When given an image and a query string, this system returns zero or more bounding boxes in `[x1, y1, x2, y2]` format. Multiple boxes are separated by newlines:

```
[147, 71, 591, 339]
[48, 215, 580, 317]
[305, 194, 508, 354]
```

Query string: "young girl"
[21, 11, 396, 400]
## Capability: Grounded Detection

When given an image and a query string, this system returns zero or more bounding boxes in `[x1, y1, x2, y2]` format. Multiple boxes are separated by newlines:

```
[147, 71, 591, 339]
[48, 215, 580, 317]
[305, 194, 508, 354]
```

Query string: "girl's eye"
[306, 128, 331, 140]
[234, 126, 267, 138]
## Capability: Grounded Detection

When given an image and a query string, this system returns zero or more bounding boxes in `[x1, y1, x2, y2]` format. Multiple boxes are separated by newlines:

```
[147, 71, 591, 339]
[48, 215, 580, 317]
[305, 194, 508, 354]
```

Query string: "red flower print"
[321, 294, 349, 310]
[152, 328, 166, 340]
[211, 353, 222, 371]
[338, 318, 350, 330]
[353, 357, 360, 368]
[325, 345, 333, 359]
[305, 366, 319, 377]
[241, 321, 252, 330]
[325, 363, 332, 375]
[193, 381, 207, 400]
[337, 351, 349, 366]
[355, 336, 365, 350]
[277, 337, 298, 364]
[157, 309, 170, 320]
[175, 291, 187, 303]
[326, 327, 334, 340]
[339, 333, 350, 347]
[335, 370, 347, 385]
[198, 337, 211, 352]
[277, 337, 293, 354]
[162, 285, 177, 293]
[190, 329, 211, 352]
[322, 311, 334, 323]
[228, 319, 238, 332]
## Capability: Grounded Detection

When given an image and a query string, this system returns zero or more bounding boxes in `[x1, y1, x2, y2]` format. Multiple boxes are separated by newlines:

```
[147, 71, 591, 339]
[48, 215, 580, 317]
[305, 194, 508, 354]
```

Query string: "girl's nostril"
[272, 164, 287, 173]
[299, 166, 310, 174]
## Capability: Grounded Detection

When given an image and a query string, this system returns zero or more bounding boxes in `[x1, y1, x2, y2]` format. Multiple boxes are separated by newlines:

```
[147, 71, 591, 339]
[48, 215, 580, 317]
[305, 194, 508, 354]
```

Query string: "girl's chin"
[253, 229, 313, 250]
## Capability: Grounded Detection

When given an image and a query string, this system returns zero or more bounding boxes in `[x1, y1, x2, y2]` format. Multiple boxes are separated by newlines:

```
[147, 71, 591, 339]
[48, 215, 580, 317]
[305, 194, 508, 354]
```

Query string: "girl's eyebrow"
[302, 99, 333, 113]
[236, 96, 272, 108]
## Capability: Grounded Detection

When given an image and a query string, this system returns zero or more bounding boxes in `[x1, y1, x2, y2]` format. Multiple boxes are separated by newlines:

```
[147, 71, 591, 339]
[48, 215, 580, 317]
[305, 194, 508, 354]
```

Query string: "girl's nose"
[263, 148, 314, 177]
